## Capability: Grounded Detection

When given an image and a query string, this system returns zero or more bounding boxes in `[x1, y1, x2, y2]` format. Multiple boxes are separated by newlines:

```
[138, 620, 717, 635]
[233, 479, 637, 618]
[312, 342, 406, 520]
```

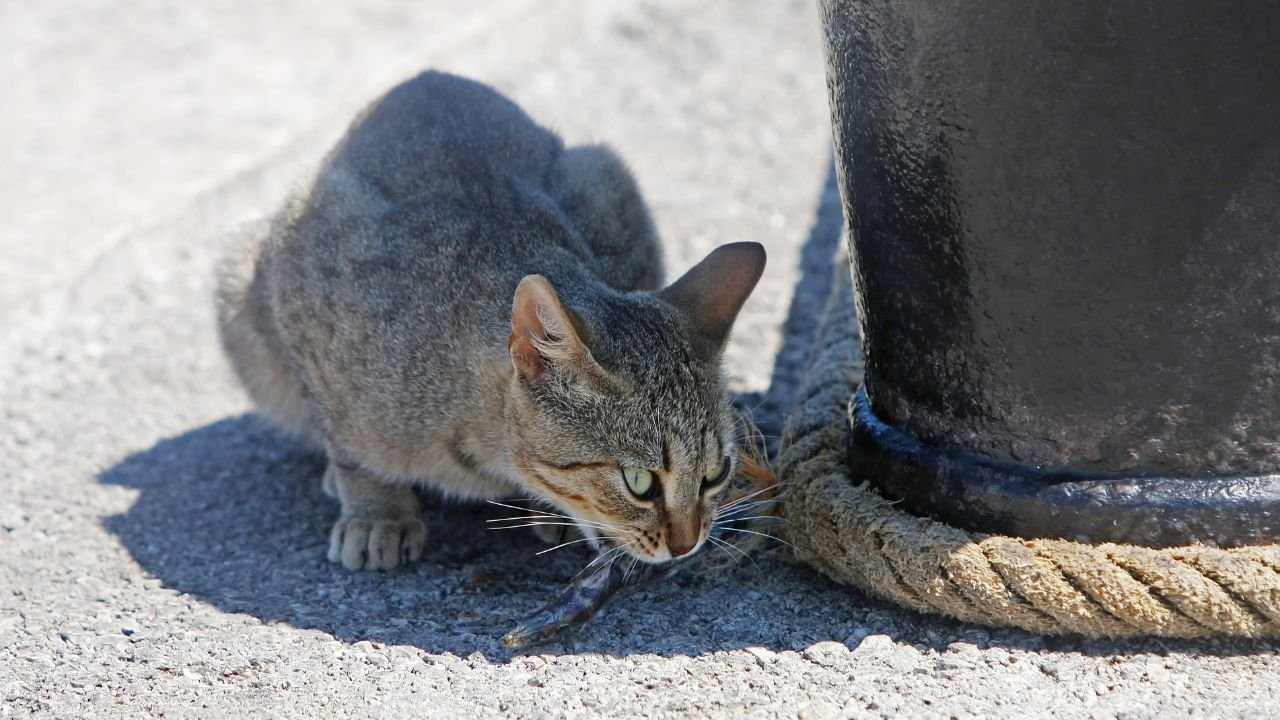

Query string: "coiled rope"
[779, 266, 1280, 638]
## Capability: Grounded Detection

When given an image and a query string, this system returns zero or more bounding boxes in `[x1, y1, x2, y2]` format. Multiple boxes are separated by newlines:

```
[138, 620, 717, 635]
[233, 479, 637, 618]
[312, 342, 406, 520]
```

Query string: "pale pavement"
[2, 2, 1277, 718]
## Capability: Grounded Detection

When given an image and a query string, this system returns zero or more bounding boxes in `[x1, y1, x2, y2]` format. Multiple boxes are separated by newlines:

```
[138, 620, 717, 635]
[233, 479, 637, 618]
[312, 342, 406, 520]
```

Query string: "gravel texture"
[3, 1, 1279, 718]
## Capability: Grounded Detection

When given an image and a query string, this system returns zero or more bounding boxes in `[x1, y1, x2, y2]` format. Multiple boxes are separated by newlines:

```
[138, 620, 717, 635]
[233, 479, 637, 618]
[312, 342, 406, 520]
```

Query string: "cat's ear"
[509, 275, 611, 388]
[658, 242, 766, 353]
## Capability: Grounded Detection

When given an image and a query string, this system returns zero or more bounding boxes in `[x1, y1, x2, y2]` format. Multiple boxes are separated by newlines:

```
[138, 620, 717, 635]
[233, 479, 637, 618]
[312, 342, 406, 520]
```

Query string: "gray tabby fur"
[216, 71, 765, 571]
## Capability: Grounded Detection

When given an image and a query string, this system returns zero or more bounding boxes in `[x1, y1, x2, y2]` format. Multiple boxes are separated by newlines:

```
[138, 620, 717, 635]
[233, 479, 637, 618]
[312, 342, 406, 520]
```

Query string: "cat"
[215, 70, 765, 571]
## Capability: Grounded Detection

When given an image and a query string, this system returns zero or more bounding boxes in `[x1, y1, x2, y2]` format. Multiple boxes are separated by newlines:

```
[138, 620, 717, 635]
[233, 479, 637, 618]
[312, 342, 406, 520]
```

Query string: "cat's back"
[314, 70, 562, 209]
[262, 71, 584, 456]
[221, 70, 663, 475]
[276, 70, 573, 304]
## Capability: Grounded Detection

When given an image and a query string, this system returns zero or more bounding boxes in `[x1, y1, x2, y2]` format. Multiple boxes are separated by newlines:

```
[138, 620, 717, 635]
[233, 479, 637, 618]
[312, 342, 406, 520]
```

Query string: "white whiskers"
[485, 500, 623, 534]
[717, 482, 788, 512]
[622, 556, 642, 584]
[575, 542, 633, 580]
[707, 535, 753, 566]
[536, 534, 621, 556]
[714, 526, 792, 548]
[713, 514, 783, 525]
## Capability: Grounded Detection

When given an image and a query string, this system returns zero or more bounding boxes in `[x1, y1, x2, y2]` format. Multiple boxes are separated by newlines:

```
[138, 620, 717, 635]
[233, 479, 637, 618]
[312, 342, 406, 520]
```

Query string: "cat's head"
[503, 242, 766, 564]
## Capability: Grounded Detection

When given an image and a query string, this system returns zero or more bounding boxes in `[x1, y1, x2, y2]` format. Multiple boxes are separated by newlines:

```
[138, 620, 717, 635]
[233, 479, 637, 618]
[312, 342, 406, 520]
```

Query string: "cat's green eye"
[703, 456, 732, 490]
[623, 466, 658, 499]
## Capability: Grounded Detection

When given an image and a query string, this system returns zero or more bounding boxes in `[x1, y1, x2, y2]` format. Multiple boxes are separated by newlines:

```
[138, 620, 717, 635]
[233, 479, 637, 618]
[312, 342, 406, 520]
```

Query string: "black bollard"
[822, 1, 1280, 547]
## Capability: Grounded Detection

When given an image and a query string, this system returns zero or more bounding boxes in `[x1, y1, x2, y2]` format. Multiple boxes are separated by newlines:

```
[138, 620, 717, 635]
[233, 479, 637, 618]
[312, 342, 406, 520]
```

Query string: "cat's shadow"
[100, 163, 1261, 661]
[100, 414, 880, 660]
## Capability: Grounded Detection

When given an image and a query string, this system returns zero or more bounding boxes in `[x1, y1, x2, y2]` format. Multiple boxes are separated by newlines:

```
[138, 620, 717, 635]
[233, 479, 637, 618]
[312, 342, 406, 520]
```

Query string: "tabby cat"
[216, 71, 765, 571]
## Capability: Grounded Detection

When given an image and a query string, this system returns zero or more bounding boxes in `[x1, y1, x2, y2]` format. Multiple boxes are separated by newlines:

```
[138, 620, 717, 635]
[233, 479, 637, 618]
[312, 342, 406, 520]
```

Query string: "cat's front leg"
[322, 460, 427, 571]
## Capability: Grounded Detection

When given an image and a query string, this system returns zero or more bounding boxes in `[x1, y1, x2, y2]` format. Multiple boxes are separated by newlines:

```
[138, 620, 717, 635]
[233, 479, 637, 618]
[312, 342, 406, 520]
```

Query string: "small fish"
[503, 557, 670, 648]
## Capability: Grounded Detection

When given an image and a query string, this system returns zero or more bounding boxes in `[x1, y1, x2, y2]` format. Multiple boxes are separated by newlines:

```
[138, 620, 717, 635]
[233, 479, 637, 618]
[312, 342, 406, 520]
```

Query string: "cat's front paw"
[327, 515, 428, 571]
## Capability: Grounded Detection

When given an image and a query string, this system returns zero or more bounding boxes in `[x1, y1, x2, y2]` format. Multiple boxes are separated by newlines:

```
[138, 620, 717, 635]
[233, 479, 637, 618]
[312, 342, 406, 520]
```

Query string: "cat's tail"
[214, 213, 322, 448]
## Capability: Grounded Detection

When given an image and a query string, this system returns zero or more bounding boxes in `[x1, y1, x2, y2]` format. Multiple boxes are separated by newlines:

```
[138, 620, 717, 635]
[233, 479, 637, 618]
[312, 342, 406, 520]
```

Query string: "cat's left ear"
[658, 242, 766, 353]
[509, 275, 619, 390]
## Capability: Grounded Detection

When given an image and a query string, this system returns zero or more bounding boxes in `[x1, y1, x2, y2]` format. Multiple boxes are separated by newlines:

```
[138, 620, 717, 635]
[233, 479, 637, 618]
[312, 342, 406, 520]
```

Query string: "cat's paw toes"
[327, 516, 428, 570]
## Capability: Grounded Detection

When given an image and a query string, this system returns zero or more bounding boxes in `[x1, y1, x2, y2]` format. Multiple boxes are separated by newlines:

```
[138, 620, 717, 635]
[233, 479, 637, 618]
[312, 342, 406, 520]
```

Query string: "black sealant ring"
[848, 387, 1280, 548]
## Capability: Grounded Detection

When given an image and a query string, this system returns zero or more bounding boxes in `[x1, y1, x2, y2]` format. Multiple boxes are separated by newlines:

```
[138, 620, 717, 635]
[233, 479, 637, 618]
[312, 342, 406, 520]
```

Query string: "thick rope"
[779, 265, 1280, 638]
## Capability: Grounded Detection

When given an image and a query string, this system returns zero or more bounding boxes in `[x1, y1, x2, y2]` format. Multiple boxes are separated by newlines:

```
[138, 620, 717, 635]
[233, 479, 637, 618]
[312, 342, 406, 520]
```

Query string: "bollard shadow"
[736, 159, 846, 457]
[98, 161, 1278, 661]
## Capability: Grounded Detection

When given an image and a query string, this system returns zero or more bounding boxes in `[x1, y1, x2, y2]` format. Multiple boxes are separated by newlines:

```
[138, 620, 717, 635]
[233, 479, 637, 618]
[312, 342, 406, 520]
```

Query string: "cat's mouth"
[582, 526, 706, 567]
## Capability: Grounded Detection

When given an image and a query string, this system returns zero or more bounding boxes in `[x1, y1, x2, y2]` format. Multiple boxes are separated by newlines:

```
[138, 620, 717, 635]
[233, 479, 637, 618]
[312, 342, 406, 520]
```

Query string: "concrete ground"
[3, 1, 1278, 718]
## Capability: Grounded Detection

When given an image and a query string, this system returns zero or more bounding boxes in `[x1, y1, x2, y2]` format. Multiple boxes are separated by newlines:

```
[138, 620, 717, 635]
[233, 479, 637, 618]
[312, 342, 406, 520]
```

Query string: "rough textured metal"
[822, 0, 1280, 545]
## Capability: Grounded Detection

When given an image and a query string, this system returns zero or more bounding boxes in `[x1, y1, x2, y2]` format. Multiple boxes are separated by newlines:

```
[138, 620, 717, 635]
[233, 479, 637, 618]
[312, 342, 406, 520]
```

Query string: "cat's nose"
[667, 539, 696, 558]
[667, 515, 700, 557]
